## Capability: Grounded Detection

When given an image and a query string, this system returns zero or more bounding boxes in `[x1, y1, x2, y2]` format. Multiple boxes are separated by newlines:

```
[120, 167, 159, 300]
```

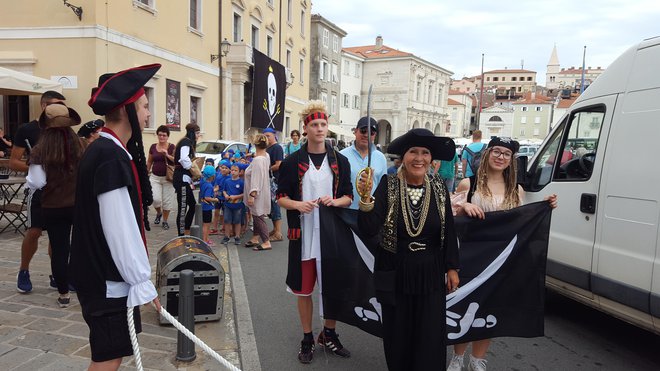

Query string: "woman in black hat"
[357, 128, 460, 371]
[77, 119, 105, 148]
[447, 137, 557, 371]
[26, 103, 84, 308]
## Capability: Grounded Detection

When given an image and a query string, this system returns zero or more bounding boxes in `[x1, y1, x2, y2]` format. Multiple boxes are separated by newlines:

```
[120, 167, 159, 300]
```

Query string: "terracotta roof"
[343, 45, 412, 59]
[512, 97, 553, 105]
[448, 89, 467, 95]
[447, 98, 464, 106]
[557, 98, 577, 108]
[559, 67, 605, 74]
[484, 69, 536, 74]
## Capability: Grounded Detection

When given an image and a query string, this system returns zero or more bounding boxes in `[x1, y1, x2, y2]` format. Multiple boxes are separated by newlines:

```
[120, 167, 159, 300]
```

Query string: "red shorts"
[290, 259, 317, 296]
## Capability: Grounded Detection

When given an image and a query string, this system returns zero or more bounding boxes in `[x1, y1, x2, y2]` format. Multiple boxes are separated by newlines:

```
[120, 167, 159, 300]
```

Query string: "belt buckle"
[408, 242, 426, 251]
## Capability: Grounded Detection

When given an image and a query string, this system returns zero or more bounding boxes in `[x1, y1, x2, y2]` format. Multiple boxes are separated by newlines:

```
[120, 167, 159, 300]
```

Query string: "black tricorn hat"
[88, 64, 161, 115]
[387, 128, 455, 161]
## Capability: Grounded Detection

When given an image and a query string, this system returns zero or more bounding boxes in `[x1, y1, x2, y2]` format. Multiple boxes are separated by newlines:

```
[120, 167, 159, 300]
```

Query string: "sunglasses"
[358, 127, 377, 135]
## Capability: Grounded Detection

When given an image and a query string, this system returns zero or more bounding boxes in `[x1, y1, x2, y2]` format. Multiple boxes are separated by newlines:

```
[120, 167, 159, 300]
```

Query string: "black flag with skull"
[251, 48, 286, 131]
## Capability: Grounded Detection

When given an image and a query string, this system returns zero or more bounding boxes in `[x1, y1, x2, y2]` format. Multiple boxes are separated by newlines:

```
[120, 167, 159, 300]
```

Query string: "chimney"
[375, 35, 383, 49]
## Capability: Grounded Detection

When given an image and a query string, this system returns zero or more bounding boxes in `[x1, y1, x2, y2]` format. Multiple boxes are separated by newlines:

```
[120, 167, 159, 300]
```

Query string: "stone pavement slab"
[0, 213, 241, 370]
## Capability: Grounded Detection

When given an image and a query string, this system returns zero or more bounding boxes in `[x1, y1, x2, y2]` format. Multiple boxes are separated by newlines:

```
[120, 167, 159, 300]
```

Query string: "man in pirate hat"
[70, 64, 161, 370]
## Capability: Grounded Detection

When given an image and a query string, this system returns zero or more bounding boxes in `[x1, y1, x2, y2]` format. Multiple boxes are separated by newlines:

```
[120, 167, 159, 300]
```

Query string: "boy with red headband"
[277, 101, 353, 364]
[70, 64, 161, 370]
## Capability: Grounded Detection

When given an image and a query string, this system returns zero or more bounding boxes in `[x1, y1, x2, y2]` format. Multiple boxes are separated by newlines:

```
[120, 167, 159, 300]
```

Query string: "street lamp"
[211, 38, 231, 62]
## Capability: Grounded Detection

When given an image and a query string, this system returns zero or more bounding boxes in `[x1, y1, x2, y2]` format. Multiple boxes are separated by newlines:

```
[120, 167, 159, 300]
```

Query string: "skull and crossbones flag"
[251, 48, 286, 131]
[319, 201, 552, 343]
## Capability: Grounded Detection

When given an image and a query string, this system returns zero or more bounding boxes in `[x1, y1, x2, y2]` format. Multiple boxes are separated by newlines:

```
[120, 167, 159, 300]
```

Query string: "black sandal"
[245, 241, 259, 248]
[253, 244, 272, 251]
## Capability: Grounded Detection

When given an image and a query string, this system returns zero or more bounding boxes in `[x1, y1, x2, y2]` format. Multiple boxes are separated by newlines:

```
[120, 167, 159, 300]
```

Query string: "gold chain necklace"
[400, 175, 431, 237]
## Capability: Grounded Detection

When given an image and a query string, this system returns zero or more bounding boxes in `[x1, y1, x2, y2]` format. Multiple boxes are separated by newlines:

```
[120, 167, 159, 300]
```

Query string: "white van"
[521, 36, 660, 335]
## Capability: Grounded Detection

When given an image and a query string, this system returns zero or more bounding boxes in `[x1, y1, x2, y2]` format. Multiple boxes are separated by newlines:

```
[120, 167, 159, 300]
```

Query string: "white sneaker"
[447, 352, 465, 371]
[468, 355, 487, 371]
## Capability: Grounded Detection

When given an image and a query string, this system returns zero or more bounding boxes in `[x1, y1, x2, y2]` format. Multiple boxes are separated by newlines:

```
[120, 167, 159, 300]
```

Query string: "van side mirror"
[516, 155, 528, 187]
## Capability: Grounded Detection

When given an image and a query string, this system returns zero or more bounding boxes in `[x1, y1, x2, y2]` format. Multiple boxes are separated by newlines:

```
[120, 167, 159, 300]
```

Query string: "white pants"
[150, 174, 175, 211]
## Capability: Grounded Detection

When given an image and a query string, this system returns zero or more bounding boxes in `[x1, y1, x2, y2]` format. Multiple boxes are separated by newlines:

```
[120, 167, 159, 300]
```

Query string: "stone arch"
[434, 123, 442, 136]
[489, 115, 503, 122]
[375, 119, 392, 146]
[424, 121, 431, 129]
[412, 120, 420, 129]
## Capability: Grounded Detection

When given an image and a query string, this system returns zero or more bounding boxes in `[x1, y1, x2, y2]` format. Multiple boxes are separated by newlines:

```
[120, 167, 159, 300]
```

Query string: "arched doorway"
[412, 120, 420, 129]
[424, 122, 431, 129]
[375, 119, 392, 146]
[434, 123, 442, 136]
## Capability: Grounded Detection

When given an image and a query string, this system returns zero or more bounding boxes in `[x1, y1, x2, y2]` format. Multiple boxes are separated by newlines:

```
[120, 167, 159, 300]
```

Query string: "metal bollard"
[176, 269, 196, 361]
[194, 203, 203, 227]
[190, 224, 202, 239]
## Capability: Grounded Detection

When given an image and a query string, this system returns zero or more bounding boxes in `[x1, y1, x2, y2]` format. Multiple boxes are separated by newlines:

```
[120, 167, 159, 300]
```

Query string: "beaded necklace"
[400, 175, 431, 237]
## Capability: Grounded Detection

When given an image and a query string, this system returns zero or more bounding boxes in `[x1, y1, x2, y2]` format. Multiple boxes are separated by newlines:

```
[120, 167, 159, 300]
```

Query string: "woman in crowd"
[77, 119, 104, 148]
[243, 134, 272, 251]
[448, 137, 557, 371]
[284, 129, 302, 157]
[357, 128, 460, 370]
[26, 103, 84, 308]
[173, 123, 201, 236]
[147, 125, 176, 230]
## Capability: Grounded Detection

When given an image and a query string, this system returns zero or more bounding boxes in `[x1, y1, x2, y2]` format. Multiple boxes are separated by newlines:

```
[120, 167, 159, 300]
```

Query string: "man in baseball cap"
[70, 64, 161, 370]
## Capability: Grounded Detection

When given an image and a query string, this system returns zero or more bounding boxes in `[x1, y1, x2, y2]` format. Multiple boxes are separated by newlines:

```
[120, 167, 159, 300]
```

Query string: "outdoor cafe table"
[0, 176, 27, 234]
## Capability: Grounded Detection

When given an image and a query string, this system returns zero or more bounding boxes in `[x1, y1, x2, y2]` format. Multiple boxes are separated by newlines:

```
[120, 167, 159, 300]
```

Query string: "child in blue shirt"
[211, 160, 231, 235]
[200, 165, 219, 245]
[221, 164, 244, 245]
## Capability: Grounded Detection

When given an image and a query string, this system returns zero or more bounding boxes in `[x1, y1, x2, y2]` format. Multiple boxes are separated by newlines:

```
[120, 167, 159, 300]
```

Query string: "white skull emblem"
[268, 71, 277, 116]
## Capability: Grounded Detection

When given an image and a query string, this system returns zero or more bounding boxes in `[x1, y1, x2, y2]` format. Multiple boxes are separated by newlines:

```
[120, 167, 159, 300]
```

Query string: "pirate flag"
[251, 49, 286, 131]
[319, 201, 552, 343]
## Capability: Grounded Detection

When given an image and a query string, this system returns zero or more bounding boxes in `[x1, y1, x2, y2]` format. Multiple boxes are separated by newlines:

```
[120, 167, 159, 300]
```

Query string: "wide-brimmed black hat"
[387, 128, 455, 160]
[38, 102, 81, 129]
[88, 64, 161, 115]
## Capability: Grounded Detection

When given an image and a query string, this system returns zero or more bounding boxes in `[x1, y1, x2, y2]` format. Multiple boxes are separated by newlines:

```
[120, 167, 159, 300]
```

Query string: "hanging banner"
[251, 49, 286, 131]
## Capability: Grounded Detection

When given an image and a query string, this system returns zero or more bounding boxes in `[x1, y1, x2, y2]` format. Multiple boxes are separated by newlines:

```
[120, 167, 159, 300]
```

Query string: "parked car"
[196, 140, 247, 166]
[516, 145, 540, 159]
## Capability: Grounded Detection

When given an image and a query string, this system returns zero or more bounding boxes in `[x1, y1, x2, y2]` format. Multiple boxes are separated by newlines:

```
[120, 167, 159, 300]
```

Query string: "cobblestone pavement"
[0, 215, 240, 370]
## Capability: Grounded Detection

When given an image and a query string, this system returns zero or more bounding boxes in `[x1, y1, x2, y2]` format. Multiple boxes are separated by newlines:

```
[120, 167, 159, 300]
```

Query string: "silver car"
[196, 140, 248, 167]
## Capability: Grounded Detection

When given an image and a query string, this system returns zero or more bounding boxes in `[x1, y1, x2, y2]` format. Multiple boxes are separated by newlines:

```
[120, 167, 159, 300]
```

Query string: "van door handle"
[580, 193, 597, 214]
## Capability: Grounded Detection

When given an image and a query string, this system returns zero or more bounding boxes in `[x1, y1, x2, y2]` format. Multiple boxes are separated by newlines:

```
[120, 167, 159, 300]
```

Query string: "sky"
[311, 0, 660, 86]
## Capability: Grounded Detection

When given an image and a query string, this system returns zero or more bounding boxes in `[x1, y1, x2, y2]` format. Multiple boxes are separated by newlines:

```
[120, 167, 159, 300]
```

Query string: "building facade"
[511, 94, 554, 140]
[0, 0, 311, 149]
[450, 77, 478, 94]
[483, 69, 537, 99]
[344, 36, 452, 147]
[339, 50, 364, 139]
[479, 106, 514, 140]
[308, 14, 346, 130]
[447, 91, 473, 138]
[223, 0, 310, 142]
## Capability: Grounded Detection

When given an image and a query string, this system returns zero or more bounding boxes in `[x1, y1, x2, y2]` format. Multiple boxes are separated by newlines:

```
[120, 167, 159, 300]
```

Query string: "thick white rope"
[127, 307, 144, 371]
[157, 304, 242, 371]
[126, 303, 241, 371]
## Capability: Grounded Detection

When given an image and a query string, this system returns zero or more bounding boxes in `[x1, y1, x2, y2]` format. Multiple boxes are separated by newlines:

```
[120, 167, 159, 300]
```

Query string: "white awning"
[328, 124, 355, 138]
[0, 66, 62, 95]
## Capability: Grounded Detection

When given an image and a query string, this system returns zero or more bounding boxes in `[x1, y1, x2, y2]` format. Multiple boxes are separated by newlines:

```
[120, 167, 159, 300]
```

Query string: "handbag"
[165, 163, 174, 182]
[190, 157, 205, 181]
